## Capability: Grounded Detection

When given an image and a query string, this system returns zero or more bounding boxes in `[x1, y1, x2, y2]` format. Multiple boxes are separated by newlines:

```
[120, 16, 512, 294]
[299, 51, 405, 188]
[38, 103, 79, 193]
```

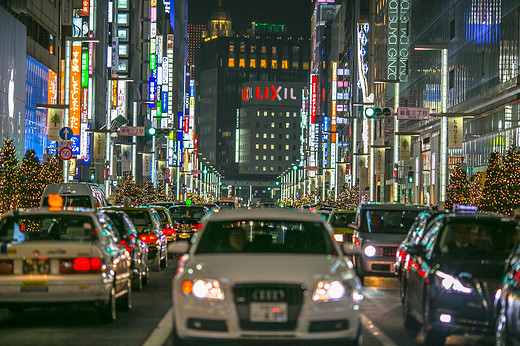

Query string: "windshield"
[155, 209, 169, 224]
[437, 220, 519, 259]
[124, 210, 152, 227]
[366, 210, 419, 234]
[0, 215, 96, 243]
[330, 213, 356, 227]
[42, 196, 92, 208]
[195, 220, 336, 255]
[169, 207, 206, 220]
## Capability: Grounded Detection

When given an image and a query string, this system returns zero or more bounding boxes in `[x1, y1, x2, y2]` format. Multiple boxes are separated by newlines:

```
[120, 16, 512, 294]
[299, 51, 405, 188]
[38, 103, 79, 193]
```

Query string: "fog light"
[439, 314, 452, 323]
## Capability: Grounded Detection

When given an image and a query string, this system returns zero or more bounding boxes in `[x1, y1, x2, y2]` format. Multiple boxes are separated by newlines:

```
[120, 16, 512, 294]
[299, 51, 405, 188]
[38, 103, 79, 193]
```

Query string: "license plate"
[23, 258, 50, 275]
[21, 281, 48, 292]
[249, 302, 288, 322]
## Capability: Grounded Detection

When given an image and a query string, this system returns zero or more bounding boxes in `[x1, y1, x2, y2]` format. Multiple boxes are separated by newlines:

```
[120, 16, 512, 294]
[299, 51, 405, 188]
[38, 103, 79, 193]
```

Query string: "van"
[40, 183, 108, 209]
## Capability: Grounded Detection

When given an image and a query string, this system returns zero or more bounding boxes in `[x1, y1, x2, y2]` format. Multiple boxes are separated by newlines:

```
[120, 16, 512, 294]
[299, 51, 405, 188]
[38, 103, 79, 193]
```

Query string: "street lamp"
[414, 45, 448, 204]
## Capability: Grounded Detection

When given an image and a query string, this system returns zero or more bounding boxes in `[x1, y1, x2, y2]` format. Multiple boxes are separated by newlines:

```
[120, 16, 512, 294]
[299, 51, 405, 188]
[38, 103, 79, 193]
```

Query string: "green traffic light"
[186, 199, 192, 206]
[148, 127, 156, 135]
[89, 173, 95, 180]
[365, 108, 375, 117]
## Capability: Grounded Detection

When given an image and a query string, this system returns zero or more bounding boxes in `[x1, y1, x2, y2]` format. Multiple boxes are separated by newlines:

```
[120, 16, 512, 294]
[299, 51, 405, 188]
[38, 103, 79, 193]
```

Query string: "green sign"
[81, 51, 89, 88]
[150, 54, 156, 70]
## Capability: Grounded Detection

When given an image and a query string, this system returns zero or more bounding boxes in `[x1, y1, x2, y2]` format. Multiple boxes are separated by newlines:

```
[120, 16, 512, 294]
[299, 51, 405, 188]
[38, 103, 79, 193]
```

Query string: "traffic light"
[364, 107, 393, 118]
[146, 127, 156, 136]
[146, 127, 172, 136]
[407, 171, 414, 183]
[89, 167, 96, 181]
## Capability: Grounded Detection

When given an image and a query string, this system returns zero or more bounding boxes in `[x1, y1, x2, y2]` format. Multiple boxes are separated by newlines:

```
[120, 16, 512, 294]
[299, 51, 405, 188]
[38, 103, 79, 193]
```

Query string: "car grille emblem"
[251, 288, 286, 302]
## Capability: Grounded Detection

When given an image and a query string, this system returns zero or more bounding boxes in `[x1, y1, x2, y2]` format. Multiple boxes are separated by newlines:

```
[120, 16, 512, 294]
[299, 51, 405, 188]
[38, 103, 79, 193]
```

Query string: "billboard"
[0, 7, 26, 159]
[240, 81, 304, 106]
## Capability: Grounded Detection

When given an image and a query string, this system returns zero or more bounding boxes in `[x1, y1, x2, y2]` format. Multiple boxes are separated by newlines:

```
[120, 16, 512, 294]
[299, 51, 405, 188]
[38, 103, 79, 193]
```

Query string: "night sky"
[188, 0, 313, 38]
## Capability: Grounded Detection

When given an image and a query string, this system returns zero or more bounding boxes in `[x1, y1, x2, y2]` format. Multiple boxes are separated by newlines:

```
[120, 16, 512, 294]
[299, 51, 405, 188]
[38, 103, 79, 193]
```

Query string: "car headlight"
[435, 270, 472, 294]
[312, 280, 346, 301]
[182, 279, 224, 300]
[363, 245, 377, 257]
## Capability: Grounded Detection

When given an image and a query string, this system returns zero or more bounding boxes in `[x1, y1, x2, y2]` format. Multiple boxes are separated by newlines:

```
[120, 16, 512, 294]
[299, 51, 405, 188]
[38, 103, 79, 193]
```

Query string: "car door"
[406, 219, 443, 319]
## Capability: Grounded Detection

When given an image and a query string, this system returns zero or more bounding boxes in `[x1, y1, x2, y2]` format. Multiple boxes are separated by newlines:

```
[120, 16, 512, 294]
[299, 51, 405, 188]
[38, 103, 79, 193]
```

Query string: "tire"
[161, 249, 168, 269]
[132, 271, 143, 291]
[354, 256, 365, 285]
[402, 288, 419, 329]
[422, 297, 446, 346]
[143, 266, 150, 285]
[98, 286, 116, 323]
[495, 302, 508, 346]
[117, 280, 132, 311]
[151, 255, 161, 272]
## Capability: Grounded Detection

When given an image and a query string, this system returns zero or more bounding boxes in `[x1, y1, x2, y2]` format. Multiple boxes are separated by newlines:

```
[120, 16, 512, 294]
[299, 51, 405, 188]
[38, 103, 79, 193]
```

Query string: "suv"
[346, 203, 430, 284]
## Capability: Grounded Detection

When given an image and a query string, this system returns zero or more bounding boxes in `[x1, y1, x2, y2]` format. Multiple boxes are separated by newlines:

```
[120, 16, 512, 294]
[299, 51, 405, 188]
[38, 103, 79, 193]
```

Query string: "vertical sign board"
[47, 109, 63, 141]
[70, 43, 82, 154]
[448, 117, 463, 149]
[142, 153, 152, 177]
[121, 144, 131, 172]
[399, 135, 411, 161]
[92, 132, 105, 162]
[375, 148, 385, 175]
[387, 0, 410, 82]
[117, 81, 126, 116]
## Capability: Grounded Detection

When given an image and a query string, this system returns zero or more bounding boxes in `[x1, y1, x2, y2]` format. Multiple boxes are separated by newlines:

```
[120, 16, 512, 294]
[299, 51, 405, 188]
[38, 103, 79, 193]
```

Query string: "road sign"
[120, 126, 145, 136]
[58, 140, 73, 147]
[59, 127, 73, 140]
[397, 107, 430, 120]
[58, 147, 73, 161]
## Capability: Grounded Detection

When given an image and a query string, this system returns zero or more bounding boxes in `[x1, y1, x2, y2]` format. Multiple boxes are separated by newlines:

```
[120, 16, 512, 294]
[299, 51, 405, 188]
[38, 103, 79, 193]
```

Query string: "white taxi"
[170, 208, 363, 345]
[0, 201, 132, 322]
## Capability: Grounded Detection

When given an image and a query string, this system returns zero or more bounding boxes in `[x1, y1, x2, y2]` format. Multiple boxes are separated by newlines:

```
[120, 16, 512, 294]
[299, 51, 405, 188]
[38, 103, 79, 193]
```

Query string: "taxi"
[327, 210, 357, 243]
[151, 205, 177, 243]
[0, 195, 132, 322]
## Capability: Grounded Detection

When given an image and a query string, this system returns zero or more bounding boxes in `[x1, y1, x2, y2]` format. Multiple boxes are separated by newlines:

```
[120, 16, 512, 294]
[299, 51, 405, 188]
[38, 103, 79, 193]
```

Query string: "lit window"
[263, 167, 267, 172]
[239, 58, 245, 68]
[255, 133, 259, 138]
[260, 59, 267, 68]
[285, 145, 289, 150]
[272, 46, 277, 54]
[270, 156, 274, 160]
[292, 61, 299, 69]
[282, 60, 288, 69]
[286, 112, 290, 117]
[286, 123, 290, 128]
[255, 166, 259, 171]
[261, 46, 267, 54]
[228, 58, 235, 67]
[255, 144, 259, 149]
[285, 156, 289, 160]
[271, 134, 274, 139]
[271, 122, 275, 128]
[293, 112, 297, 117]
[263, 133, 267, 138]
[303, 62, 310, 70]
[271, 144, 274, 149]
[229, 44, 234, 53]
[250, 59, 256, 68]
[271, 60, 278, 69]
[286, 134, 290, 139]
[264, 111, 268, 117]
[263, 155, 267, 160]
[255, 155, 259, 160]
[263, 144, 267, 149]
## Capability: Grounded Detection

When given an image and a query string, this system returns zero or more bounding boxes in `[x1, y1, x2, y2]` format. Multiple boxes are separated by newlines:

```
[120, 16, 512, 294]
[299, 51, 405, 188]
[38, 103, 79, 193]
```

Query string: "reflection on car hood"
[437, 258, 507, 281]
[184, 254, 354, 284]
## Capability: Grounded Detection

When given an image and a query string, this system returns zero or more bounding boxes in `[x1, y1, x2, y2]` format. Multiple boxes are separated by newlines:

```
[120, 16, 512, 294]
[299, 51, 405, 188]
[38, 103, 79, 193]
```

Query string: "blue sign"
[82, 124, 91, 164]
[70, 135, 80, 155]
[59, 127, 73, 140]
[162, 91, 168, 112]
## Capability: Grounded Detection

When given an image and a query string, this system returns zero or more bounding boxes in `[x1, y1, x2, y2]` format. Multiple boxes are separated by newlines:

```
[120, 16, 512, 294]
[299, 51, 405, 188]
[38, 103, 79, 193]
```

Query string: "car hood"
[437, 257, 507, 282]
[182, 254, 357, 284]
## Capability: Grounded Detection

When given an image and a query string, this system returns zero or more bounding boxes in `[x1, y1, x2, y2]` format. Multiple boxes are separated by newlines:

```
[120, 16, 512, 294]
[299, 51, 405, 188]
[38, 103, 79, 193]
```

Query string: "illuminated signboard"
[311, 75, 317, 124]
[240, 81, 303, 106]
[150, 54, 156, 70]
[387, 0, 409, 82]
[81, 49, 88, 87]
[70, 43, 82, 148]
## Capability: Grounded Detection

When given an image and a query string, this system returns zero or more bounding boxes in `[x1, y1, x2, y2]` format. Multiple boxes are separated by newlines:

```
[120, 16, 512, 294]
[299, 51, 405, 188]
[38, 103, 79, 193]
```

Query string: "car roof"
[442, 212, 514, 222]
[331, 210, 356, 214]
[102, 206, 152, 212]
[359, 203, 429, 211]
[205, 208, 325, 223]
[2, 207, 97, 217]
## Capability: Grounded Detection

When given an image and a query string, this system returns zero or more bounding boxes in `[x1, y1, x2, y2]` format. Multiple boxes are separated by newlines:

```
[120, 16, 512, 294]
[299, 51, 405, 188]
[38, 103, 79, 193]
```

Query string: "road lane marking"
[362, 314, 398, 346]
[142, 307, 172, 346]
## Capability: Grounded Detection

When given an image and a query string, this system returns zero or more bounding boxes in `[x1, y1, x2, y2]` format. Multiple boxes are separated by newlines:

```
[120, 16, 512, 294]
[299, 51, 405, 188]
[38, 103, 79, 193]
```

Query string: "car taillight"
[173, 224, 179, 230]
[197, 223, 203, 230]
[191, 223, 202, 230]
[148, 234, 157, 242]
[60, 258, 103, 274]
[140, 234, 148, 242]
[119, 240, 132, 253]
[0, 259, 14, 274]
[333, 234, 344, 242]
[163, 228, 174, 235]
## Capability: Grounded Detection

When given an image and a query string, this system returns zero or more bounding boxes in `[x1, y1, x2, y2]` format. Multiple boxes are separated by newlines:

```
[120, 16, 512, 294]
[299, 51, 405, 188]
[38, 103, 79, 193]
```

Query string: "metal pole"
[63, 40, 71, 183]
[393, 83, 400, 202]
[440, 48, 448, 204]
[132, 101, 137, 179]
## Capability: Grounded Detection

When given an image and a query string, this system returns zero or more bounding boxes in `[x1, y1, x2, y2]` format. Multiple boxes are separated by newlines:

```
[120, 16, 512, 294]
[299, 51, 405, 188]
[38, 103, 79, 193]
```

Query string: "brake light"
[173, 224, 179, 230]
[197, 223, 203, 230]
[148, 234, 157, 242]
[120, 240, 127, 246]
[163, 228, 174, 235]
[60, 258, 103, 274]
[140, 234, 148, 242]
[0, 259, 14, 274]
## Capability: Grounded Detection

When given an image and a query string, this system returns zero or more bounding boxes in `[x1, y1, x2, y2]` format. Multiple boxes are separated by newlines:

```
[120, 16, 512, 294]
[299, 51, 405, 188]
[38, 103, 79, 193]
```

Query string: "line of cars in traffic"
[0, 182, 215, 323]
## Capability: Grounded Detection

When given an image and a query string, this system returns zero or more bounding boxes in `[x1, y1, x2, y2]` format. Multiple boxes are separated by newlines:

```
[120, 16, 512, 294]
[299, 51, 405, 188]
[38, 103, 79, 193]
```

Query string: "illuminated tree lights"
[17, 150, 46, 208]
[0, 138, 19, 212]
[114, 174, 142, 206]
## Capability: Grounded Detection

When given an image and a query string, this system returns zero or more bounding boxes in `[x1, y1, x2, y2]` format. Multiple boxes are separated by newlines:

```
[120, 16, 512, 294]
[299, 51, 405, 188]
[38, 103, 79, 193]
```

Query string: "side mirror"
[348, 223, 358, 231]
[342, 242, 362, 255]
[168, 241, 190, 254]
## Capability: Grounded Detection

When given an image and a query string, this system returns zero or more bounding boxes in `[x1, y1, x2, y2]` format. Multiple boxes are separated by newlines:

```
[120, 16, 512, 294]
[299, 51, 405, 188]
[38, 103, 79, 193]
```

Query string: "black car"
[402, 212, 518, 345]
[495, 232, 520, 345]
[395, 209, 444, 301]
[101, 209, 150, 290]
[168, 205, 210, 241]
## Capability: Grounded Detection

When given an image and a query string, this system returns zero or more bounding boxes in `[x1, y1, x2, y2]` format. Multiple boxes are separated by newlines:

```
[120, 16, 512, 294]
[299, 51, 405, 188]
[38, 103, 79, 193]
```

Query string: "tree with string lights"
[335, 184, 360, 210]
[466, 173, 483, 208]
[502, 146, 520, 214]
[156, 183, 168, 201]
[17, 150, 46, 208]
[444, 165, 469, 210]
[141, 180, 157, 205]
[114, 174, 142, 206]
[480, 151, 507, 213]
[0, 138, 19, 213]
[42, 155, 63, 184]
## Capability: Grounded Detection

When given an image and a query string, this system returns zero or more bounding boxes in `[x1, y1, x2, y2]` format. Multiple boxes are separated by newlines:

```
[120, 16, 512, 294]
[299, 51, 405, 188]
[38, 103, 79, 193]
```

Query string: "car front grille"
[376, 246, 398, 257]
[233, 283, 305, 331]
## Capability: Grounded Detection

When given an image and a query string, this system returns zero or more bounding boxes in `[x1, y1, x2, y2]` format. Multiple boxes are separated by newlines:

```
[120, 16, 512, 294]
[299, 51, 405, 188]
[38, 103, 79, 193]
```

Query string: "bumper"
[173, 292, 361, 342]
[357, 256, 396, 277]
[0, 275, 112, 304]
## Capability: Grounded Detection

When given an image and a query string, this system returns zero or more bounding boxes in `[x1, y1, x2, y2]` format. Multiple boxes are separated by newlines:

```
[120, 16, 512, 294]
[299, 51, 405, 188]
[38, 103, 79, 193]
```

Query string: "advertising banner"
[142, 153, 152, 177]
[121, 145, 131, 172]
[70, 43, 82, 136]
[448, 117, 463, 149]
[92, 132, 105, 160]
[375, 148, 385, 175]
[399, 135, 411, 161]
[47, 109, 63, 141]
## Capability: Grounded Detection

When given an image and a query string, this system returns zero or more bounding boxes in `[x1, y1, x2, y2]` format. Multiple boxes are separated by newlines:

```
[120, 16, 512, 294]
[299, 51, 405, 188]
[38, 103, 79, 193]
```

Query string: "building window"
[271, 60, 278, 69]
[250, 59, 256, 68]
[261, 46, 266, 54]
[229, 44, 234, 53]
[251, 45, 256, 53]
[228, 58, 235, 67]
[255, 155, 259, 160]
[262, 167, 267, 172]
[271, 134, 274, 139]
[255, 133, 259, 138]
[285, 123, 290, 128]
[271, 122, 275, 128]
[263, 133, 267, 138]
[240, 44, 245, 53]
[260, 59, 267, 69]
[263, 144, 267, 149]
[282, 60, 288, 69]
[270, 144, 274, 149]
[239, 58, 245, 68]
[285, 145, 290, 150]
[285, 156, 289, 160]
[286, 112, 290, 117]
[292, 61, 299, 69]
[263, 155, 267, 160]
[272, 46, 277, 54]
[255, 144, 259, 149]
[285, 134, 290, 139]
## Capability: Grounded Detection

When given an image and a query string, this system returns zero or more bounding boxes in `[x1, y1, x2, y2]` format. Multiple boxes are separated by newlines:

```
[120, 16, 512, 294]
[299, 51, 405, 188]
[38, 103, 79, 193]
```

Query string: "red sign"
[59, 147, 73, 161]
[79, 0, 89, 16]
[70, 44, 82, 136]
[183, 116, 189, 133]
[311, 75, 317, 123]
[241, 85, 298, 102]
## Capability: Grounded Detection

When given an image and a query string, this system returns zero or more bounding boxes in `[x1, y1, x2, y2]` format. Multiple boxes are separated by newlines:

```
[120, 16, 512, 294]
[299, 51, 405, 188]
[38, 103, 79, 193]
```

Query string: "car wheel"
[354, 257, 365, 285]
[161, 250, 168, 268]
[117, 280, 132, 311]
[495, 302, 508, 346]
[132, 271, 143, 291]
[423, 297, 446, 346]
[98, 286, 116, 323]
[143, 266, 150, 285]
[399, 275, 406, 303]
[402, 288, 419, 329]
